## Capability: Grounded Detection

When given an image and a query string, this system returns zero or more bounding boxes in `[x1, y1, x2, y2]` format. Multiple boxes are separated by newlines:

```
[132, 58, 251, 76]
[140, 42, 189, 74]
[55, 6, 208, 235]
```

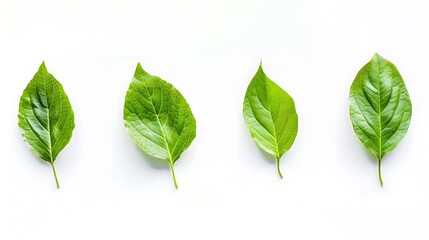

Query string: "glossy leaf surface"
[124, 63, 196, 189]
[243, 63, 298, 178]
[18, 62, 75, 188]
[349, 53, 412, 186]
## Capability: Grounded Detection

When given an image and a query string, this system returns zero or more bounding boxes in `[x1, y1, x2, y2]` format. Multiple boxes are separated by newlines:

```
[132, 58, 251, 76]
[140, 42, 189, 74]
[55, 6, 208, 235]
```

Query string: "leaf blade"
[349, 53, 412, 185]
[18, 62, 75, 188]
[243, 63, 298, 177]
[123, 63, 196, 188]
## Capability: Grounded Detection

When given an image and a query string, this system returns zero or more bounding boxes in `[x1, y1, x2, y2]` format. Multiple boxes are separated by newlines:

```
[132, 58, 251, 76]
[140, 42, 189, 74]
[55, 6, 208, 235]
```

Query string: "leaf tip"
[134, 62, 149, 77]
[257, 61, 265, 75]
[39, 61, 47, 72]
[372, 52, 384, 61]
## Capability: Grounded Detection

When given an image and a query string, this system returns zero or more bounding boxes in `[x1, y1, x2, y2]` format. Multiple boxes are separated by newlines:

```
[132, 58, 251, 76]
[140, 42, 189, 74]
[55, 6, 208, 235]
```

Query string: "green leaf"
[18, 62, 75, 188]
[243, 63, 298, 178]
[349, 53, 412, 186]
[123, 63, 196, 189]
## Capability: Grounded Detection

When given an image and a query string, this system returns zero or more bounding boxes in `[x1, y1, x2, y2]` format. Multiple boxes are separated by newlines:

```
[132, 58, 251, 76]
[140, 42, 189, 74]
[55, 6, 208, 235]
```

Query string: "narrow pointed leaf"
[123, 63, 196, 189]
[349, 53, 412, 186]
[243, 63, 298, 178]
[18, 62, 75, 188]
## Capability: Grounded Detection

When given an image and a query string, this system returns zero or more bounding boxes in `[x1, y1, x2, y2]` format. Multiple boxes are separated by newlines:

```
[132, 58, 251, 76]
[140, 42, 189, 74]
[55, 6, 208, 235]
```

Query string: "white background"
[0, 0, 428, 239]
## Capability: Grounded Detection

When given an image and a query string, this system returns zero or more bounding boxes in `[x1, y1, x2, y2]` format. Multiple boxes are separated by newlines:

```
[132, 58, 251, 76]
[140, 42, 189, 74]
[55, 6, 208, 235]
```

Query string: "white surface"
[0, 0, 428, 239]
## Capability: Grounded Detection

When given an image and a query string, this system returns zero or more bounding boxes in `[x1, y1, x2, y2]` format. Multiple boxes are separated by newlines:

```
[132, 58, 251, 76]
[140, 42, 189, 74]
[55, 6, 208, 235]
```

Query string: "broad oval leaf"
[123, 63, 196, 189]
[18, 62, 75, 188]
[349, 53, 412, 186]
[243, 63, 298, 178]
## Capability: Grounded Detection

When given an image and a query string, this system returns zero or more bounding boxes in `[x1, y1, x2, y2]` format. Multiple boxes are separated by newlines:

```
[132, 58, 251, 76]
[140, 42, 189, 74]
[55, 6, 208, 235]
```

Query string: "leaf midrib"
[141, 81, 174, 163]
[42, 71, 54, 162]
[258, 77, 281, 159]
[374, 60, 383, 160]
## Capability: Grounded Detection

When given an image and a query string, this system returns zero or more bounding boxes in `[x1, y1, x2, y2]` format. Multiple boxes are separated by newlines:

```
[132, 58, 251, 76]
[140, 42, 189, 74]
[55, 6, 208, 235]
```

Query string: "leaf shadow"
[339, 104, 379, 168]
[17, 128, 47, 165]
[360, 144, 379, 166]
[254, 143, 277, 165]
[240, 123, 279, 167]
[346, 126, 380, 167]
[129, 141, 170, 170]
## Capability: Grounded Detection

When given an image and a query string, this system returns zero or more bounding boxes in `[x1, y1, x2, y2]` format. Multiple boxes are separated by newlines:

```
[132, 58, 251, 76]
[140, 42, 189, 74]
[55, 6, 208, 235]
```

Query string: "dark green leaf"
[349, 53, 412, 186]
[243, 63, 298, 178]
[18, 62, 75, 188]
[123, 63, 196, 189]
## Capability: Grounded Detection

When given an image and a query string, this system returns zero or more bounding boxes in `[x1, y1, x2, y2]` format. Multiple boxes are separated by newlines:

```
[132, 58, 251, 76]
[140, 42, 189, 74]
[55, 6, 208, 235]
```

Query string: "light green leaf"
[243, 63, 298, 178]
[18, 62, 75, 188]
[349, 53, 412, 186]
[123, 63, 196, 189]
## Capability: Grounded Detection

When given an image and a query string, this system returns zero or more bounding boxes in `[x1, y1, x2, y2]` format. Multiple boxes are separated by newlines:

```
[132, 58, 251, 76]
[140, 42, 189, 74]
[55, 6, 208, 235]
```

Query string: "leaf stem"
[276, 157, 283, 179]
[168, 160, 178, 189]
[50, 163, 60, 189]
[378, 158, 383, 187]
